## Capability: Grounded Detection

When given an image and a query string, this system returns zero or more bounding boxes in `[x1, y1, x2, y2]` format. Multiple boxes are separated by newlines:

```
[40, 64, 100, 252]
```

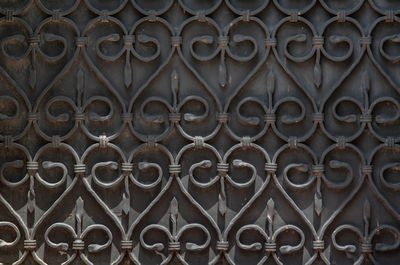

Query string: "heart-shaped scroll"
[179, 16, 270, 107]
[273, 16, 364, 106]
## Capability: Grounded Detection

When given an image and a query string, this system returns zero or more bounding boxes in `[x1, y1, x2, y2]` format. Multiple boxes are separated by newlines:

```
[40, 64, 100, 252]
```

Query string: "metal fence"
[0, 0, 400, 264]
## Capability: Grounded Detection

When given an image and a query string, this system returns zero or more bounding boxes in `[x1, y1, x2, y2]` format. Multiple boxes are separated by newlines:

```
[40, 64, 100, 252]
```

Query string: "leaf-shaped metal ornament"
[27, 192, 35, 213]
[171, 70, 179, 109]
[266, 198, 275, 223]
[314, 193, 322, 216]
[267, 199, 275, 235]
[77, 68, 84, 93]
[218, 178, 227, 216]
[363, 199, 371, 237]
[75, 197, 84, 236]
[170, 197, 178, 217]
[218, 194, 226, 216]
[29, 46, 37, 89]
[29, 65, 36, 89]
[77, 67, 84, 107]
[219, 53, 227, 87]
[122, 176, 130, 215]
[314, 177, 323, 216]
[362, 71, 370, 93]
[267, 70, 275, 96]
[267, 70, 275, 109]
[170, 197, 178, 236]
[314, 55, 322, 88]
[362, 71, 370, 109]
[124, 52, 132, 88]
[76, 197, 84, 214]
[171, 70, 179, 94]
[27, 175, 35, 213]
[363, 200, 370, 221]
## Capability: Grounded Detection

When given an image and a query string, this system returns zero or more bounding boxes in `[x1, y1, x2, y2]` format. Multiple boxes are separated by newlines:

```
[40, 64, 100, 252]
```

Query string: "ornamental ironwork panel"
[0, 0, 400, 264]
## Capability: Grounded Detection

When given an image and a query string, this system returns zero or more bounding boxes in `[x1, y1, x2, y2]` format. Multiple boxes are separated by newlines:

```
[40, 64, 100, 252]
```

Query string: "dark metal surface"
[0, 0, 400, 264]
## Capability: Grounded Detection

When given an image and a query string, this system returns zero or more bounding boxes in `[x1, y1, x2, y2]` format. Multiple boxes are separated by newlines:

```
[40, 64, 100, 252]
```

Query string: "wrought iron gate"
[0, 0, 400, 264]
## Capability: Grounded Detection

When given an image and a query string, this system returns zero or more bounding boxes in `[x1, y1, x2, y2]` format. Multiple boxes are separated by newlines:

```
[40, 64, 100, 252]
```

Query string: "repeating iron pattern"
[0, 0, 400, 264]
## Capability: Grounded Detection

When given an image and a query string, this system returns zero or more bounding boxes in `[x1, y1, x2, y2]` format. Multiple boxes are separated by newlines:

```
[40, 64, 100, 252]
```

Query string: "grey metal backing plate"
[0, 0, 400, 264]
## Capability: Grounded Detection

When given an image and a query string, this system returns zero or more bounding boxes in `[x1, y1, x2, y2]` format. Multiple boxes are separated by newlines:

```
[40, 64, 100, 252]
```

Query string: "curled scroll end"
[249, 242, 262, 251]
[0, 113, 11, 120]
[201, 160, 212, 168]
[54, 113, 70, 122]
[152, 243, 164, 252]
[186, 242, 202, 251]
[344, 245, 356, 254]
[375, 114, 395, 124]
[11, 34, 26, 43]
[329, 160, 344, 169]
[232, 159, 244, 167]
[329, 35, 343, 43]
[137, 34, 154, 43]
[296, 164, 308, 173]
[56, 242, 69, 252]
[233, 34, 247, 43]
[88, 244, 103, 253]
[245, 117, 260, 126]
[44, 33, 62, 42]
[391, 34, 400, 43]
[42, 161, 53, 169]
[279, 245, 296, 254]
[375, 242, 396, 252]
[11, 160, 24, 168]
[44, 33, 56, 42]
[109, 161, 119, 170]
[199, 35, 214, 44]
[138, 162, 149, 170]
[342, 114, 357, 123]
[294, 34, 307, 42]
[151, 116, 164, 124]
[107, 34, 120, 42]
[281, 114, 302, 124]
[183, 113, 197, 122]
